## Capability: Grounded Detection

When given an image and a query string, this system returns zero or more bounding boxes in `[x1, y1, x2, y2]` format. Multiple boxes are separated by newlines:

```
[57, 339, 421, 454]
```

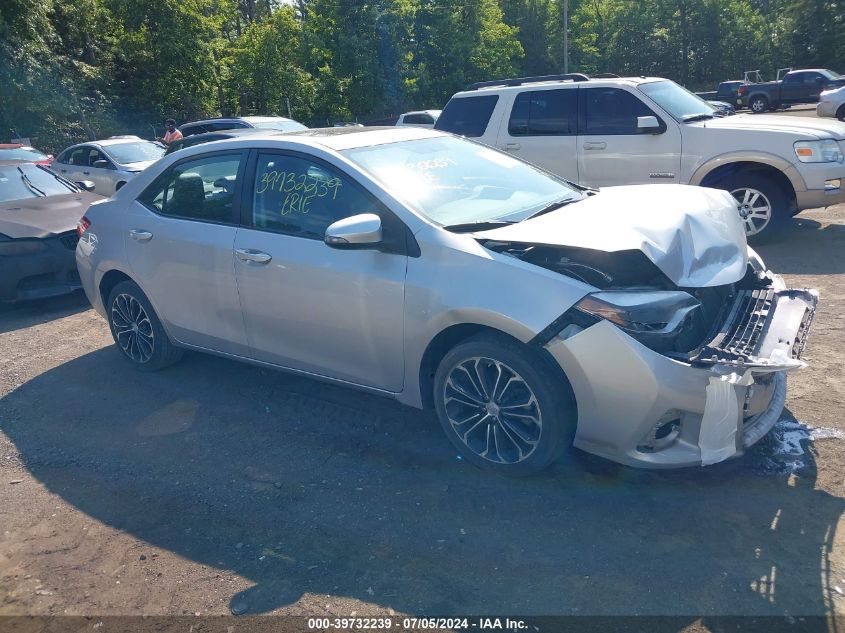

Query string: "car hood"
[121, 160, 158, 171]
[0, 192, 102, 239]
[476, 185, 748, 288]
[695, 113, 845, 139]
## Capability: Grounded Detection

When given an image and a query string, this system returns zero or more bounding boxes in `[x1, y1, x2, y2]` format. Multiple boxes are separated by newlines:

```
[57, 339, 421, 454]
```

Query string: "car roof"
[401, 110, 442, 116]
[240, 115, 297, 124]
[0, 159, 32, 166]
[0, 144, 25, 149]
[179, 126, 443, 155]
[453, 75, 664, 96]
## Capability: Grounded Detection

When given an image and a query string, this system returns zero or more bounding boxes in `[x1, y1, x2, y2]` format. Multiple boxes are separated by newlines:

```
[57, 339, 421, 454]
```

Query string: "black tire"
[748, 95, 769, 114]
[837, 104, 845, 122]
[711, 172, 790, 244]
[106, 280, 183, 371]
[433, 333, 576, 476]
[115, 181, 127, 191]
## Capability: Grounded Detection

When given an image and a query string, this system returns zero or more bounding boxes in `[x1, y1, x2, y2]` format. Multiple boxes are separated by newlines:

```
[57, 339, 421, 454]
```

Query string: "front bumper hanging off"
[544, 281, 818, 468]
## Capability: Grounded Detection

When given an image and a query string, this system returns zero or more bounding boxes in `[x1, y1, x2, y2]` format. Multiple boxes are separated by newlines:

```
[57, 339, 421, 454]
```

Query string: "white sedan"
[817, 85, 845, 121]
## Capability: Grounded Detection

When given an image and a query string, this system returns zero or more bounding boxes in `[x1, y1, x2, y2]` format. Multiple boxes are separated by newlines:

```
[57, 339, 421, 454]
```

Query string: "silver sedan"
[75, 128, 817, 475]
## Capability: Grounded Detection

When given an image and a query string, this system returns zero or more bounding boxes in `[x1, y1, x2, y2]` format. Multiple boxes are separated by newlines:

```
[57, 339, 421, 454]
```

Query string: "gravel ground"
[1, 114, 844, 628]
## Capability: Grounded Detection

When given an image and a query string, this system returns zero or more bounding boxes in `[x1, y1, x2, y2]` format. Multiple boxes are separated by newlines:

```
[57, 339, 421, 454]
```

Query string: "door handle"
[128, 229, 153, 241]
[235, 248, 272, 264]
[501, 143, 521, 151]
[583, 142, 607, 150]
[83, 171, 90, 175]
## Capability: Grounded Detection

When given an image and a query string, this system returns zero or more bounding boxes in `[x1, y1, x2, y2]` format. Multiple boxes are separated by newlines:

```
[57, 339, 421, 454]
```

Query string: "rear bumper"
[0, 234, 81, 302]
[544, 279, 817, 468]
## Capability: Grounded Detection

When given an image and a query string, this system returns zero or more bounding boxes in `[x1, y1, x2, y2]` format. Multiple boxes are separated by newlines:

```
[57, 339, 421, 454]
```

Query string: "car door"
[54, 146, 88, 183]
[233, 150, 407, 391]
[495, 87, 579, 182]
[127, 150, 250, 355]
[780, 73, 806, 103]
[85, 148, 118, 195]
[576, 86, 682, 187]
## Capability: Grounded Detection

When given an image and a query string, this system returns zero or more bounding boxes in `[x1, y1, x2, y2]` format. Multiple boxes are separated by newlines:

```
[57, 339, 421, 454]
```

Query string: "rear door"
[232, 150, 407, 391]
[576, 86, 681, 187]
[495, 87, 579, 181]
[127, 150, 249, 355]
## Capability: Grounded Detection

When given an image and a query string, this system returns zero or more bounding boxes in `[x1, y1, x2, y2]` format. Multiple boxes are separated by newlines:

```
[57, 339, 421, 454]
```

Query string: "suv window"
[434, 95, 498, 137]
[250, 152, 377, 240]
[508, 89, 577, 136]
[206, 121, 249, 132]
[582, 88, 657, 135]
[139, 152, 243, 223]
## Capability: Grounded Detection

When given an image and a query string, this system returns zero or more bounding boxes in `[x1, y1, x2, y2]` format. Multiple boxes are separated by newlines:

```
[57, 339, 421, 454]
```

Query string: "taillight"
[77, 216, 90, 237]
[738, 86, 746, 96]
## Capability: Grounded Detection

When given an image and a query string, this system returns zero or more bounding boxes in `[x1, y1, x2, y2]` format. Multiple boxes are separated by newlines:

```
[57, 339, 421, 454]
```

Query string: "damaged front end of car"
[481, 238, 818, 468]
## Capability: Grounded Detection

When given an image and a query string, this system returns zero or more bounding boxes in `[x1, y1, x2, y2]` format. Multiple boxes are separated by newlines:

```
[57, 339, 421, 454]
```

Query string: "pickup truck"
[739, 68, 845, 113]
[434, 74, 845, 241]
[696, 80, 744, 105]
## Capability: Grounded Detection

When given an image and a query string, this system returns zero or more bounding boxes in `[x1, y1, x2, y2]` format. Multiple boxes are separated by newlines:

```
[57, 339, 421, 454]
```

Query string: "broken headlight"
[572, 290, 701, 351]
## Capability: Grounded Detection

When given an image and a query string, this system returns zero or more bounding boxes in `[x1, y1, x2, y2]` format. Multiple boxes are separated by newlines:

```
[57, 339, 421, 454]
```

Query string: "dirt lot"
[2, 111, 845, 629]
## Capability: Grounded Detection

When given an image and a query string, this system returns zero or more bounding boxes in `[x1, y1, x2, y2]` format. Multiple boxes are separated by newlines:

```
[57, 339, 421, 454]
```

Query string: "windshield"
[0, 164, 78, 202]
[0, 147, 49, 162]
[820, 69, 842, 80]
[104, 141, 165, 165]
[639, 80, 717, 121]
[248, 119, 308, 132]
[342, 136, 582, 226]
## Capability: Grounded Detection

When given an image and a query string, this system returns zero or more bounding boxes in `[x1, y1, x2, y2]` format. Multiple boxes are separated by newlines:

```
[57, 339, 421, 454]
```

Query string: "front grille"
[696, 289, 775, 363]
[59, 232, 79, 250]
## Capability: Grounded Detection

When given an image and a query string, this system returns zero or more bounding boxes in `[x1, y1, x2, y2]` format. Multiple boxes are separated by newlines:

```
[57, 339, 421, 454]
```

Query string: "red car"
[0, 144, 53, 166]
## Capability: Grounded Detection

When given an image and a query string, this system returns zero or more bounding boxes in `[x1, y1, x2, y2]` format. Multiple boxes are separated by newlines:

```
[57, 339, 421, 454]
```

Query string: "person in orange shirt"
[162, 119, 183, 145]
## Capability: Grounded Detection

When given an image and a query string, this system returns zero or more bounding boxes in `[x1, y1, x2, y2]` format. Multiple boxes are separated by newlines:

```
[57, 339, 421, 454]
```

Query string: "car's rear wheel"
[713, 173, 789, 243]
[107, 280, 183, 371]
[749, 95, 769, 113]
[433, 333, 575, 476]
[837, 104, 845, 122]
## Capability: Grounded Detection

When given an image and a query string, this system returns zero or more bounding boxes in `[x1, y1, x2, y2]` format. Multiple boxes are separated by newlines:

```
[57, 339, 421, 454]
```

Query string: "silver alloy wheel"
[750, 98, 767, 113]
[731, 186, 772, 236]
[443, 357, 542, 464]
[111, 293, 155, 363]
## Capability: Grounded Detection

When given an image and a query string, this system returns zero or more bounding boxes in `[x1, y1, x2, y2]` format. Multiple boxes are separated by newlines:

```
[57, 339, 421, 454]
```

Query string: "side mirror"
[325, 213, 382, 249]
[93, 159, 110, 169]
[75, 180, 95, 192]
[637, 116, 661, 133]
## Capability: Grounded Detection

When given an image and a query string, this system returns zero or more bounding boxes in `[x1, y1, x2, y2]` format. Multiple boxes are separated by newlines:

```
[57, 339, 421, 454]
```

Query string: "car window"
[434, 95, 499, 137]
[88, 148, 109, 167]
[69, 147, 90, 166]
[508, 88, 577, 136]
[784, 73, 803, 84]
[138, 153, 242, 224]
[206, 121, 249, 132]
[403, 114, 433, 125]
[249, 153, 377, 240]
[180, 124, 208, 137]
[804, 73, 823, 84]
[583, 87, 658, 134]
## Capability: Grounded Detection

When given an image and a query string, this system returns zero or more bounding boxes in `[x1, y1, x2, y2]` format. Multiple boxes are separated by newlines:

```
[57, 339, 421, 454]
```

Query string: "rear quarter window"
[434, 95, 499, 137]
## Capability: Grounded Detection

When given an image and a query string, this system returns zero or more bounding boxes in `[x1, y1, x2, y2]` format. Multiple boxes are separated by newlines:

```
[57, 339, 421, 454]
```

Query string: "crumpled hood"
[0, 192, 102, 239]
[476, 184, 748, 288]
[697, 113, 845, 139]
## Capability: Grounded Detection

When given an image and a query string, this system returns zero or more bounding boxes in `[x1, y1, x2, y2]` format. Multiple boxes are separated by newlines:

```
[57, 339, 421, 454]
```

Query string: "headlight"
[794, 139, 844, 163]
[0, 234, 48, 256]
[573, 291, 700, 335]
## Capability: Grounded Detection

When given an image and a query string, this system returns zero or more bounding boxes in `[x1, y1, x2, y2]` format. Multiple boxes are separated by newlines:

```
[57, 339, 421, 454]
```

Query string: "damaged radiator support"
[691, 287, 818, 368]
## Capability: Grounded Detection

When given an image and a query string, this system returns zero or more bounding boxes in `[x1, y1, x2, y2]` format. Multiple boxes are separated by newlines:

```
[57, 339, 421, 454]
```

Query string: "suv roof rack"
[465, 73, 590, 91]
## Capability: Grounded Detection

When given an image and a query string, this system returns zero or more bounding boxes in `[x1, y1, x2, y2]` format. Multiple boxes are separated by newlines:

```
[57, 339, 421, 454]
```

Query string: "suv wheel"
[719, 173, 788, 243]
[433, 333, 575, 476]
[107, 280, 183, 371]
[749, 95, 769, 113]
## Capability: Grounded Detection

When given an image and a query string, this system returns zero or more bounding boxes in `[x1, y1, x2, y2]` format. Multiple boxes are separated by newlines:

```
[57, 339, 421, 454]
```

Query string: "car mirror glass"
[637, 116, 661, 133]
[93, 160, 110, 169]
[75, 180, 96, 192]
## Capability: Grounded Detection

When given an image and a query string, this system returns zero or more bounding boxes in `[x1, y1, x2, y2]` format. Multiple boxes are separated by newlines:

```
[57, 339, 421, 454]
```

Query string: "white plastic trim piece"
[699, 370, 753, 466]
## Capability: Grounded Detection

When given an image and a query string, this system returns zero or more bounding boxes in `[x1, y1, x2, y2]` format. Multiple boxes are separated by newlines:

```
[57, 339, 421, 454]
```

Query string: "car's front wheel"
[711, 172, 790, 243]
[837, 104, 845, 122]
[433, 333, 575, 476]
[107, 280, 183, 371]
